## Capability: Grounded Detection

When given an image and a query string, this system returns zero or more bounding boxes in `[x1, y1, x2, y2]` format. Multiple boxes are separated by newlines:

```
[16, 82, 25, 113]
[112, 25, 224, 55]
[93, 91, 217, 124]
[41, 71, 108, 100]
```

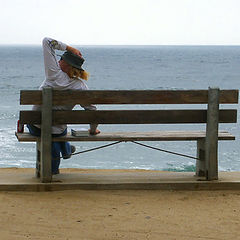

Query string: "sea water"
[0, 45, 239, 171]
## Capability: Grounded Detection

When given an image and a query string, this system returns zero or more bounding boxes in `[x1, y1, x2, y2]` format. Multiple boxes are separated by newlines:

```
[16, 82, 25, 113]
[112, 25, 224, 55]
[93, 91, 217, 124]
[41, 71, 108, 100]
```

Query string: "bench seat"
[15, 130, 235, 142]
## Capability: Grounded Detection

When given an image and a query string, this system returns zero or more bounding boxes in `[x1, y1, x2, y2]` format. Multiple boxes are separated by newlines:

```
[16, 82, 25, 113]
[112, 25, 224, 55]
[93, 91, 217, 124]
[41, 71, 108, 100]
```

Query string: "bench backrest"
[19, 88, 238, 125]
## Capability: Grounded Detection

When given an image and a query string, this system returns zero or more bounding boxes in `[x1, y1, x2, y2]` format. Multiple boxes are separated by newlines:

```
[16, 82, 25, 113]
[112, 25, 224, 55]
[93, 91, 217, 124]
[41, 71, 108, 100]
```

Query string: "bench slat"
[15, 131, 235, 142]
[20, 109, 237, 124]
[20, 90, 239, 105]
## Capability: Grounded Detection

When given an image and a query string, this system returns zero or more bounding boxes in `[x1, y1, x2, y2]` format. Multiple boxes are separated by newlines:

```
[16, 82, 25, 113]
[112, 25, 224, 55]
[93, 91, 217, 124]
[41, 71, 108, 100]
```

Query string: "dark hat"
[61, 51, 85, 71]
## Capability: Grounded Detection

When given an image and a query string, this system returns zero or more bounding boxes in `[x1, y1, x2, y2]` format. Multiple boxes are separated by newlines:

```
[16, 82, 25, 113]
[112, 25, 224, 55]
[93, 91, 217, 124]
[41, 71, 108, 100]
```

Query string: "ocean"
[0, 45, 239, 171]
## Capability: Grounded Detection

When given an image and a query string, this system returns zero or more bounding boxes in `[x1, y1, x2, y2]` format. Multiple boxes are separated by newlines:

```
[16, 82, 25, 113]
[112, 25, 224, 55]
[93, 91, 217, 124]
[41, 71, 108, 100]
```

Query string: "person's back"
[27, 37, 100, 174]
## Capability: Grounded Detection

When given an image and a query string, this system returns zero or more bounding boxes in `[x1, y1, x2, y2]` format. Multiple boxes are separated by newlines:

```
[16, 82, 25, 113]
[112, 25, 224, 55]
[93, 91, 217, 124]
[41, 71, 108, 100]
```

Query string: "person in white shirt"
[27, 37, 100, 174]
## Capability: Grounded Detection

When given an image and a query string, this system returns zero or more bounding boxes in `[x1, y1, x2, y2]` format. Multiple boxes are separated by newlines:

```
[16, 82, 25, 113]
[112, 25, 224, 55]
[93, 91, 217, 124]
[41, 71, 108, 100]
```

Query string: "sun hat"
[61, 51, 85, 71]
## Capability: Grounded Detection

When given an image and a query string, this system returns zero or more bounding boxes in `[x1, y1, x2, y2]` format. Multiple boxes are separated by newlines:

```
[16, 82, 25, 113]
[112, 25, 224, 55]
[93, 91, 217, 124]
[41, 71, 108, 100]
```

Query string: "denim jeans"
[27, 124, 71, 174]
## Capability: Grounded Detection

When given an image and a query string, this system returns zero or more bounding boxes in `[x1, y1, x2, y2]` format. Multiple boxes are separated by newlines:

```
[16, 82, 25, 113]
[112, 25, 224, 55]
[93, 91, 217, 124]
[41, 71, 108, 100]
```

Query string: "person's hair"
[68, 65, 89, 80]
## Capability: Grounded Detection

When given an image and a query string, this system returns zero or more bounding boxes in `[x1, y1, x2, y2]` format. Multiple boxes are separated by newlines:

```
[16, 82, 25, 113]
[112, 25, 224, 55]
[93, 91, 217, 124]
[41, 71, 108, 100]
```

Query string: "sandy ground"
[0, 189, 240, 240]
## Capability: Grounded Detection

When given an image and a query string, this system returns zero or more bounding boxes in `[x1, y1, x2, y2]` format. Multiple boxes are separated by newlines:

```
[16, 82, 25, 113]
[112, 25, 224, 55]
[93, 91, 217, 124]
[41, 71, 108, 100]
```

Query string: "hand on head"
[66, 46, 82, 57]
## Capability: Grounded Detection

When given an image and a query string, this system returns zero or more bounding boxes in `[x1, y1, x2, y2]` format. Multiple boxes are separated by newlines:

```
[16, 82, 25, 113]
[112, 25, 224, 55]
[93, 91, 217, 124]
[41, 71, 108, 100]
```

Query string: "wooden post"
[196, 139, 206, 177]
[40, 87, 52, 183]
[205, 87, 219, 180]
[36, 141, 41, 178]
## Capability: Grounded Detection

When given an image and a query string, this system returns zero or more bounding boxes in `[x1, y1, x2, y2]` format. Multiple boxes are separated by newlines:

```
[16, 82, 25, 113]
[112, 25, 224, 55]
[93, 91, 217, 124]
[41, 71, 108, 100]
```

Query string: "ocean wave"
[0, 113, 17, 120]
[163, 163, 196, 172]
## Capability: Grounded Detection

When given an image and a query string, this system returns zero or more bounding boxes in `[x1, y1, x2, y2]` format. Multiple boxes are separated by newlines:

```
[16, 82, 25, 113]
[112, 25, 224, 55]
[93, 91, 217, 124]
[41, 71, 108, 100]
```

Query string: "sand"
[0, 189, 240, 240]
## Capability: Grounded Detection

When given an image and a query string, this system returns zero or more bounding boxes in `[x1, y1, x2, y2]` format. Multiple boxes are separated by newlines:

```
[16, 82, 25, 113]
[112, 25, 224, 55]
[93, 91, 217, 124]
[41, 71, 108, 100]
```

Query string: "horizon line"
[0, 43, 240, 47]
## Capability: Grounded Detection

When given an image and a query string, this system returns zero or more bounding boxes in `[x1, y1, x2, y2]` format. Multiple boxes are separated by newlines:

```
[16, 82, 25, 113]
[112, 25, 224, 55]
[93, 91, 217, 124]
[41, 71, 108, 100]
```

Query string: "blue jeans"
[27, 124, 71, 174]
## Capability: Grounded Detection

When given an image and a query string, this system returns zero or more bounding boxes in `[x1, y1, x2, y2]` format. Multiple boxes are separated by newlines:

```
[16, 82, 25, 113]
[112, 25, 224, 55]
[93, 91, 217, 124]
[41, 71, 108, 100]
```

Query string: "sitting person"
[27, 37, 100, 174]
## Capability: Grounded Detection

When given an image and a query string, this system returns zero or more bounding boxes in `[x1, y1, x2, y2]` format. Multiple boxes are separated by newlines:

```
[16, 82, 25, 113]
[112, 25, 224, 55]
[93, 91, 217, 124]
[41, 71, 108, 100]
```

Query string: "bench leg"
[40, 141, 52, 183]
[36, 141, 41, 178]
[40, 87, 52, 183]
[36, 141, 52, 182]
[196, 139, 206, 177]
[205, 87, 219, 181]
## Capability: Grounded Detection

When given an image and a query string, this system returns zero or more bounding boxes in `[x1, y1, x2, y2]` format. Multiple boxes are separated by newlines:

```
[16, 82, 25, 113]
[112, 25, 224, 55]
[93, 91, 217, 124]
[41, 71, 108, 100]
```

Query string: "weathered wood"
[55, 110, 210, 124]
[20, 111, 41, 124]
[205, 88, 219, 180]
[16, 87, 238, 182]
[20, 90, 42, 105]
[15, 130, 236, 142]
[20, 89, 239, 105]
[36, 141, 40, 178]
[19, 109, 237, 125]
[40, 87, 52, 183]
[196, 139, 206, 177]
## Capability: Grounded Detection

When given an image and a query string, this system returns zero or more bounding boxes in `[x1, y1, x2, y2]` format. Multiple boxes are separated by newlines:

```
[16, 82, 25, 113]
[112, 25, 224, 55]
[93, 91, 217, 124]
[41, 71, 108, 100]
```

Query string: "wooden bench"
[15, 87, 238, 183]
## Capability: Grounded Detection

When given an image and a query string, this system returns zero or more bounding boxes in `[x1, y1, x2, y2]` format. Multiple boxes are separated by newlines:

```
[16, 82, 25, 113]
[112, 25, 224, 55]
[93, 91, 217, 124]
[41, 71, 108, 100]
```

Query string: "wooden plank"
[15, 131, 236, 142]
[20, 110, 41, 124]
[196, 139, 206, 177]
[19, 109, 237, 124]
[40, 88, 52, 183]
[36, 141, 41, 178]
[20, 89, 239, 105]
[20, 90, 42, 105]
[54, 110, 210, 124]
[205, 88, 219, 180]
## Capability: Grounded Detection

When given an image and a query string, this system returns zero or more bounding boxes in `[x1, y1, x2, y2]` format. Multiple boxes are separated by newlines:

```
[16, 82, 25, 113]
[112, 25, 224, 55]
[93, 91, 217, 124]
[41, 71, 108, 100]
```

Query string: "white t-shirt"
[33, 37, 96, 134]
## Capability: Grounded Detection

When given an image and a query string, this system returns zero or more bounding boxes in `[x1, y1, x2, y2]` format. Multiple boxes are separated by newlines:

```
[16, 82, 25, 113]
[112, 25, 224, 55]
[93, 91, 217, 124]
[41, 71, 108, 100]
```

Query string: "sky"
[1, 0, 240, 45]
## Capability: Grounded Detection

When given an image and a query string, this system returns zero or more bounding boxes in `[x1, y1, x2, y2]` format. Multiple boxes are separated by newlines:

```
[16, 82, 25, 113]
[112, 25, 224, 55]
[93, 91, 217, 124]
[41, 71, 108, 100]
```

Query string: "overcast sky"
[1, 0, 239, 45]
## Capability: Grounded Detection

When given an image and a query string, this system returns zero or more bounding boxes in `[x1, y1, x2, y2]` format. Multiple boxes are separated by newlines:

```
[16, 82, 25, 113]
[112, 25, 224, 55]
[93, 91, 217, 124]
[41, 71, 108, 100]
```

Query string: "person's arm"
[89, 124, 100, 135]
[81, 104, 100, 135]
[42, 37, 82, 79]
[42, 37, 67, 79]
[79, 86, 100, 135]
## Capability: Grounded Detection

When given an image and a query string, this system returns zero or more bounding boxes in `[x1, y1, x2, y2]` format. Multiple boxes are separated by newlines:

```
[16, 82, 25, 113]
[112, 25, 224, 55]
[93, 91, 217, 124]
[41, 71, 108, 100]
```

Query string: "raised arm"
[42, 37, 67, 79]
[42, 37, 82, 80]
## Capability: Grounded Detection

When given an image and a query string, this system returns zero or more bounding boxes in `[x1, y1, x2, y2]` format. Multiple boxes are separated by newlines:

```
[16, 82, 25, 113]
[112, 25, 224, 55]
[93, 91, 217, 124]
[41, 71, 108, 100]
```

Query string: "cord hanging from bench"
[131, 141, 199, 160]
[62, 140, 199, 160]
[70, 141, 123, 157]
